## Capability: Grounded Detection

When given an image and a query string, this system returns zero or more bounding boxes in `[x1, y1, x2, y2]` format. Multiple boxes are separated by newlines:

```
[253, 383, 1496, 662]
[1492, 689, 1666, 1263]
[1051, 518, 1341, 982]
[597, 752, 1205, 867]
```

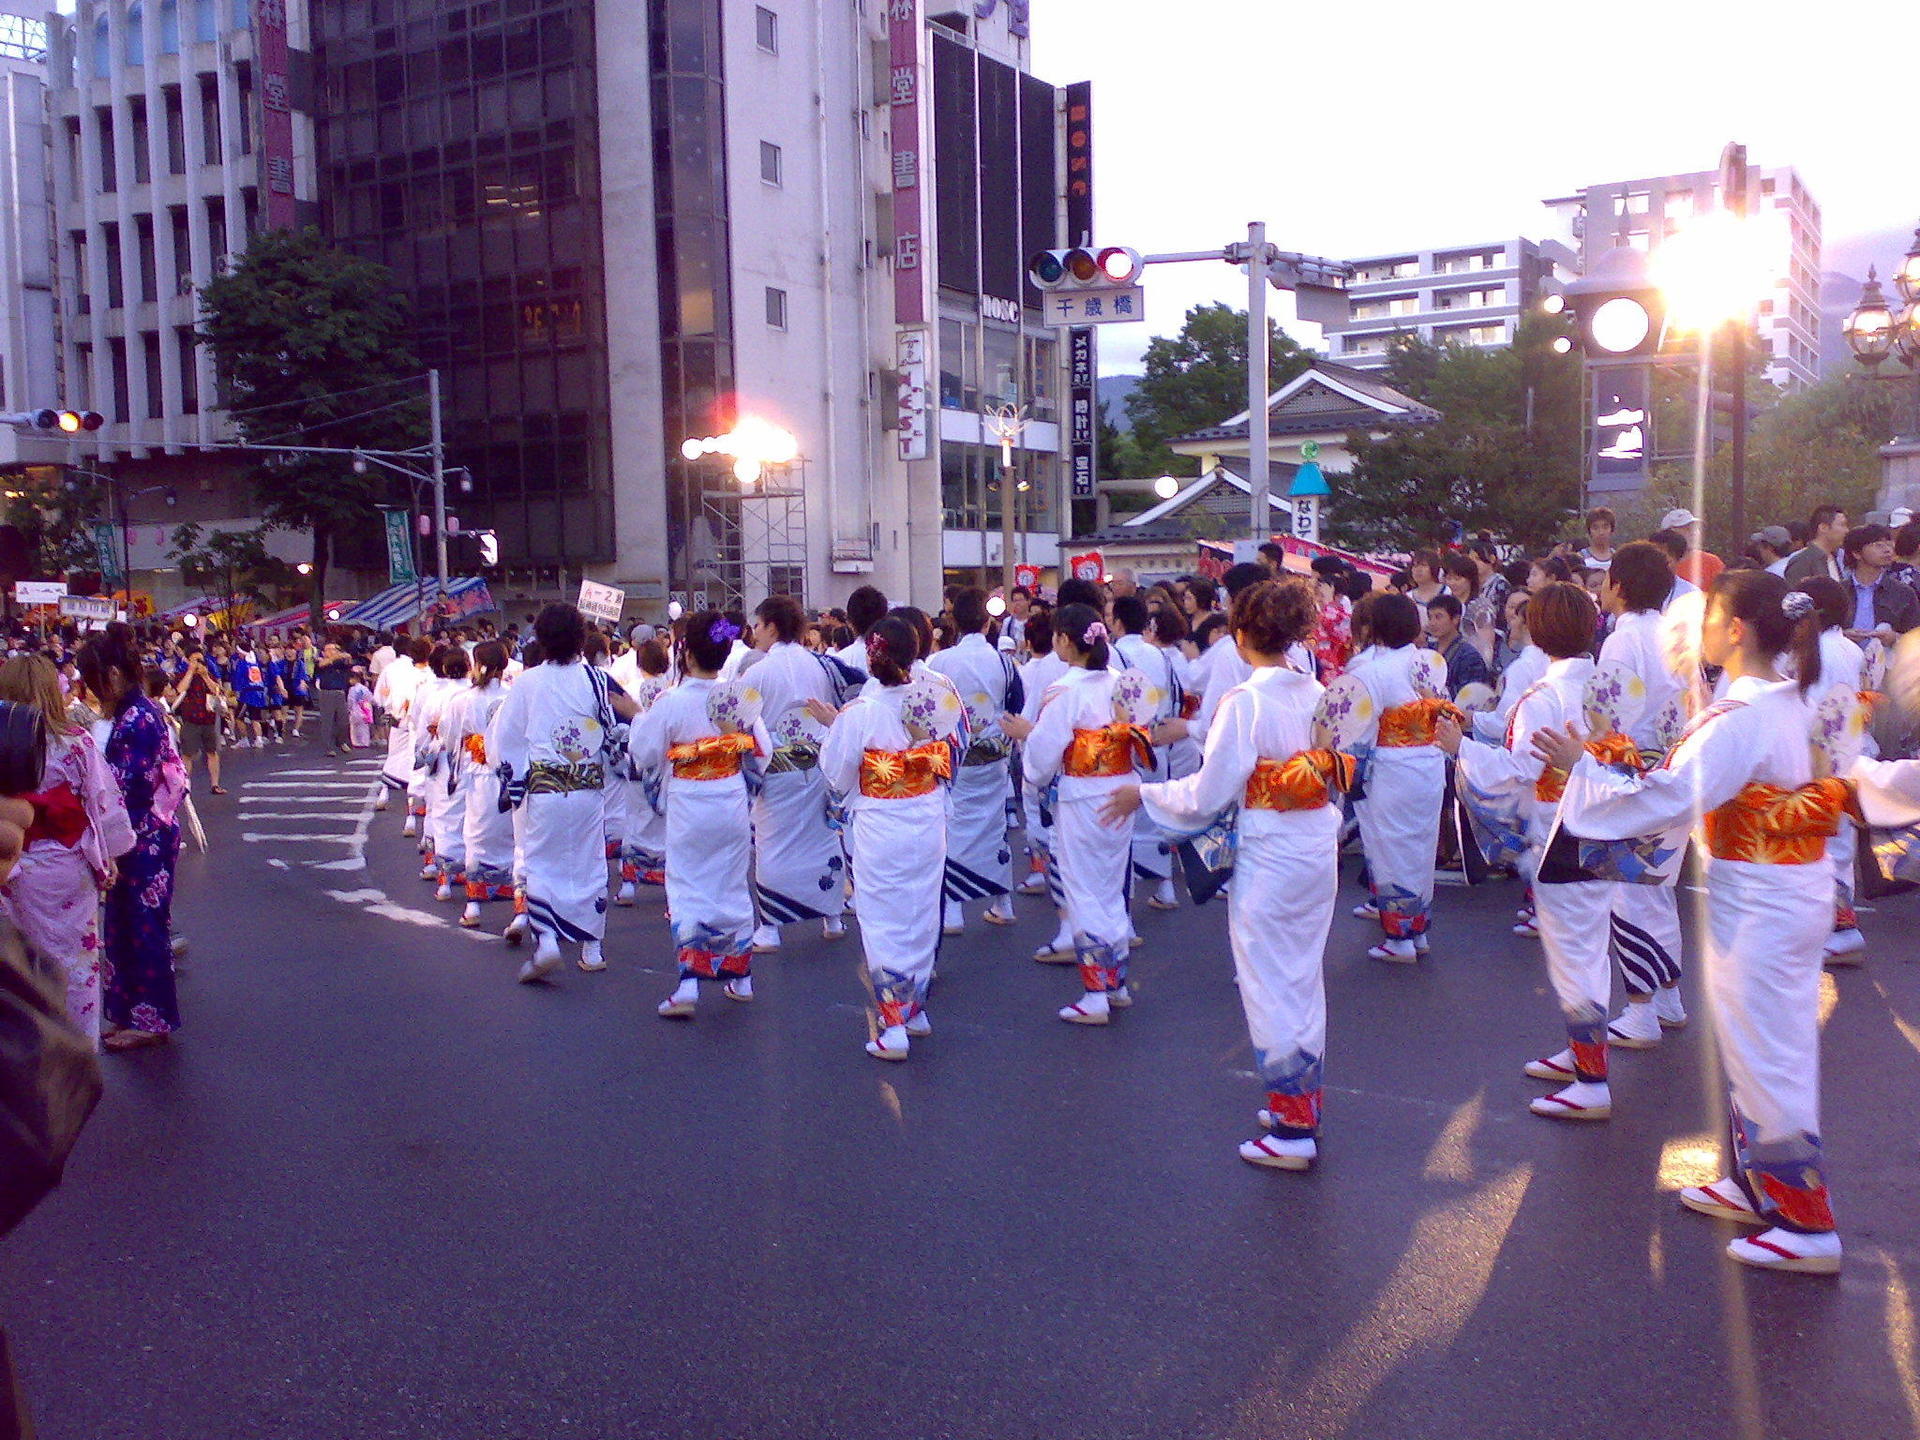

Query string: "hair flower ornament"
[1782, 591, 1815, 622]
[709, 616, 742, 645]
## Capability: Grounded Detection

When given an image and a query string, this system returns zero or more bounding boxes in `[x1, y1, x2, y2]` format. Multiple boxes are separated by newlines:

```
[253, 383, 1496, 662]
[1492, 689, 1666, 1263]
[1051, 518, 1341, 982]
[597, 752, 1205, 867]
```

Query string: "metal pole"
[429, 368, 449, 598]
[1725, 149, 1749, 543]
[1246, 220, 1270, 544]
[117, 476, 132, 616]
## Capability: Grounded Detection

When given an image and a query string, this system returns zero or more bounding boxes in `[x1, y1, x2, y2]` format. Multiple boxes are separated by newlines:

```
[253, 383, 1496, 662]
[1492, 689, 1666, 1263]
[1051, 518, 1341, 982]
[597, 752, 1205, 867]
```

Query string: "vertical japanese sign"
[384, 510, 417, 585]
[1068, 328, 1095, 499]
[92, 522, 121, 585]
[1063, 82, 1095, 501]
[255, 0, 297, 228]
[888, 0, 924, 327]
[896, 328, 929, 461]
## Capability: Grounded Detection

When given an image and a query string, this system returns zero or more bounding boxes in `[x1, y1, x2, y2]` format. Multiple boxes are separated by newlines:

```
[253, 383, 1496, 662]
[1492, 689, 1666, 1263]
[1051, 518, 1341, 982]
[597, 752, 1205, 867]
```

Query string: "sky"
[1029, 0, 1917, 372]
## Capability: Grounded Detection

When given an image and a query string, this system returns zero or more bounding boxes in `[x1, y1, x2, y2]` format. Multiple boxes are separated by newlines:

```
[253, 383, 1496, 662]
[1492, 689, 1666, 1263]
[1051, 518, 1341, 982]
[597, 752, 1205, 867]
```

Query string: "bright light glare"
[1153, 475, 1180, 499]
[1551, 336, 1573, 355]
[1652, 209, 1786, 331]
[1541, 293, 1565, 315]
[986, 595, 1007, 617]
[683, 418, 800, 480]
[1589, 297, 1651, 354]
[56, 410, 81, 433]
[680, 438, 703, 461]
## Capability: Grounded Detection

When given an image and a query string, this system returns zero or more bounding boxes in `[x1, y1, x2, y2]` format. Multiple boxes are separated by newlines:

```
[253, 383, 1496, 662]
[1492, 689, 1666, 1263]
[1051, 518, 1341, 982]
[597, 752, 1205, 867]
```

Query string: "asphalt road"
[4, 739, 1920, 1440]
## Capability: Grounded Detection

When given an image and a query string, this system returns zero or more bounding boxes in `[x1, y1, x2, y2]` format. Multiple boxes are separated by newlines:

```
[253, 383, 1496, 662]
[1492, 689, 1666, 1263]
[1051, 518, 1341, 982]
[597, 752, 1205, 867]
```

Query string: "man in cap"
[1749, 525, 1793, 576]
[1660, 507, 1722, 587]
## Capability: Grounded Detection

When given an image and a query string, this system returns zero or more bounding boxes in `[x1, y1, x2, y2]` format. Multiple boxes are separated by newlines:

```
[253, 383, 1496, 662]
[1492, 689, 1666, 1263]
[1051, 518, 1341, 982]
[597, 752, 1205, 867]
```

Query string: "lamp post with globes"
[1842, 224, 1920, 518]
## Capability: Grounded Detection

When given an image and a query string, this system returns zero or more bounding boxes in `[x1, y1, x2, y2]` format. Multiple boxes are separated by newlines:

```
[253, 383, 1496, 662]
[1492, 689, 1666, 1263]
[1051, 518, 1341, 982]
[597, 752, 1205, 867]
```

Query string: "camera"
[0, 701, 46, 797]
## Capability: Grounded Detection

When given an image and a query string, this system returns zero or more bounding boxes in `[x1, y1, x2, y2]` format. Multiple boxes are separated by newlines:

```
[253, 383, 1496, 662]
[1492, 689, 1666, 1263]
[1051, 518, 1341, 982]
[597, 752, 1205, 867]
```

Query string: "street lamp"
[1844, 223, 1920, 446]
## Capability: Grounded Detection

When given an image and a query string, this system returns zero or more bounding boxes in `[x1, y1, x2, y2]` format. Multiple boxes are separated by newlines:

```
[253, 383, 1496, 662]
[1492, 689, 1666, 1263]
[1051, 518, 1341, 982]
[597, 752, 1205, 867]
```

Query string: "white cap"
[1892, 506, 1915, 528]
[1660, 507, 1699, 530]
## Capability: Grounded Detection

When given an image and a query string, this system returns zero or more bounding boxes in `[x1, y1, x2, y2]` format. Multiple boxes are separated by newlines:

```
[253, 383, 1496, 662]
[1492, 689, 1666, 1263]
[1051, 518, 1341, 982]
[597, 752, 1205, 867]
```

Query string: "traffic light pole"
[1245, 221, 1270, 547]
[429, 368, 449, 601]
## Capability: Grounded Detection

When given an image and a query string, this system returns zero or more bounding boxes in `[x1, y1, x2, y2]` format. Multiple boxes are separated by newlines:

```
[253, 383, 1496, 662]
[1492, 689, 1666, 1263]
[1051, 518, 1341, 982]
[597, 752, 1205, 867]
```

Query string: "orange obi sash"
[668, 731, 757, 781]
[1377, 698, 1465, 748]
[1065, 723, 1153, 778]
[858, 741, 953, 799]
[1244, 748, 1355, 811]
[1535, 732, 1642, 805]
[1703, 778, 1853, 864]
[462, 733, 488, 767]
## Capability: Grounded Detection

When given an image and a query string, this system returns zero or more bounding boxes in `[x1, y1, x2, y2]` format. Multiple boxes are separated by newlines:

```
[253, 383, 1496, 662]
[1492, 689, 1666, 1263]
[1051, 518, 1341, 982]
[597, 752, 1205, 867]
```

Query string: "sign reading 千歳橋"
[254, 0, 297, 229]
[576, 579, 626, 626]
[384, 510, 417, 586]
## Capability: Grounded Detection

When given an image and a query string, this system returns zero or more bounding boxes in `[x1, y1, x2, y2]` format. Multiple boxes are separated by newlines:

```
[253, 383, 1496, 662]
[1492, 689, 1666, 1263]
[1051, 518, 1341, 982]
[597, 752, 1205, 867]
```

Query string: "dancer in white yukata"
[1014, 614, 1067, 902]
[1537, 571, 1849, 1274]
[493, 605, 636, 982]
[1330, 594, 1458, 962]
[1796, 576, 1870, 964]
[1111, 594, 1182, 911]
[1002, 602, 1149, 1026]
[821, 616, 953, 1061]
[613, 639, 672, 905]
[1589, 542, 1692, 1044]
[373, 637, 429, 827]
[445, 642, 516, 928]
[630, 613, 770, 1019]
[1102, 579, 1349, 1170]
[927, 588, 1020, 935]
[1446, 583, 1632, 1122]
[745, 595, 849, 950]
[419, 648, 472, 900]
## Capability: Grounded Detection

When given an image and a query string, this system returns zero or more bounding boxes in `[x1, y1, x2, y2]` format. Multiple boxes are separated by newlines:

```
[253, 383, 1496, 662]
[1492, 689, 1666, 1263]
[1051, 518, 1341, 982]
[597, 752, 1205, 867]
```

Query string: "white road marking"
[309, 781, 385, 872]
[235, 812, 367, 821]
[241, 781, 378, 790]
[323, 886, 492, 938]
[267, 858, 290, 869]
[243, 833, 359, 844]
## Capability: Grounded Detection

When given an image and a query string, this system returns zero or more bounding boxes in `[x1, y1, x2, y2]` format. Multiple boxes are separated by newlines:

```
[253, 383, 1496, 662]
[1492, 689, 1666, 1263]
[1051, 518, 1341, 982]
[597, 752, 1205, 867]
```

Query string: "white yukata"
[1024, 665, 1146, 995]
[1455, 656, 1616, 1085]
[1139, 665, 1343, 1138]
[1595, 609, 1687, 997]
[749, 641, 847, 924]
[1346, 644, 1450, 943]
[1557, 677, 1847, 1235]
[1471, 644, 1547, 743]
[490, 660, 615, 948]
[595, 658, 631, 872]
[629, 678, 768, 980]
[445, 678, 515, 904]
[413, 675, 465, 884]
[1114, 631, 1181, 890]
[1812, 629, 1867, 945]
[374, 656, 422, 800]
[928, 632, 1019, 905]
[820, 684, 949, 1030]
[1018, 649, 1070, 903]
[617, 674, 671, 888]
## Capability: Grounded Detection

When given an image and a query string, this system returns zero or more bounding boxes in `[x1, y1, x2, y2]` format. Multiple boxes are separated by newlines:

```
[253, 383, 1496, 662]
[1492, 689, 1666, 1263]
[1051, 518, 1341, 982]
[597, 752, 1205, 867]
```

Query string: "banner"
[12, 581, 65, 605]
[254, 0, 297, 228]
[384, 510, 417, 585]
[1067, 550, 1103, 583]
[92, 522, 121, 586]
[888, 0, 924, 326]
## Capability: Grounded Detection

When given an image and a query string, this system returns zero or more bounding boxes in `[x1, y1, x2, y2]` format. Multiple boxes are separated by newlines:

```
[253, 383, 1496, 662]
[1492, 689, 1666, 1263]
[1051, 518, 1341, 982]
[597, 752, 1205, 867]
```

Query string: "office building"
[0, 6, 55, 415]
[1543, 164, 1823, 390]
[1322, 238, 1566, 368]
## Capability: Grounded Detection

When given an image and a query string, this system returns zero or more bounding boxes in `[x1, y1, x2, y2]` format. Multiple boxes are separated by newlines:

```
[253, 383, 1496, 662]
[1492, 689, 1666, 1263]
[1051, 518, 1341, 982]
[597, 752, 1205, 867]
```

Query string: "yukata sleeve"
[1140, 686, 1258, 832]
[491, 678, 532, 797]
[1558, 708, 1750, 841]
[1847, 755, 1920, 828]
[1022, 686, 1073, 788]
[77, 735, 136, 861]
[626, 696, 669, 776]
[818, 702, 866, 796]
[1455, 686, 1553, 817]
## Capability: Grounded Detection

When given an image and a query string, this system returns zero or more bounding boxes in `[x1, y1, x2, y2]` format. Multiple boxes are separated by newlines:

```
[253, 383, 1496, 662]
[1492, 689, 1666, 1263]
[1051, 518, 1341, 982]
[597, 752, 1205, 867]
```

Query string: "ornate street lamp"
[1845, 226, 1920, 453]
[1843, 267, 1895, 366]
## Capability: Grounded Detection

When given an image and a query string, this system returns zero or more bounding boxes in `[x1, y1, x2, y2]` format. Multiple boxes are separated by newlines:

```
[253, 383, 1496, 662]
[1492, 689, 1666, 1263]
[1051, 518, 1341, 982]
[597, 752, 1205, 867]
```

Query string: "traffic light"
[1561, 247, 1666, 358]
[3, 409, 105, 433]
[1027, 246, 1142, 292]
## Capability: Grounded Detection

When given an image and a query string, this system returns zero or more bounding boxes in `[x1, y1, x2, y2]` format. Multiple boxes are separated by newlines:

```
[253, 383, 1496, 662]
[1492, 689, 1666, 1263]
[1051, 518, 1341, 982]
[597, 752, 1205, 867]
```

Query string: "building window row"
[755, 5, 778, 53]
[90, 0, 236, 78]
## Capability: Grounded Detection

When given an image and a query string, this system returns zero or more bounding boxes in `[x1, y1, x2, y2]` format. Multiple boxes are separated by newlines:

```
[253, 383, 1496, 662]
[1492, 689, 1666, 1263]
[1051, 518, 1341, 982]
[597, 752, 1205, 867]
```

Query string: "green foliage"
[195, 227, 425, 604]
[3, 469, 105, 576]
[1327, 315, 1582, 553]
[1642, 370, 1896, 552]
[1120, 303, 1312, 478]
[168, 521, 294, 615]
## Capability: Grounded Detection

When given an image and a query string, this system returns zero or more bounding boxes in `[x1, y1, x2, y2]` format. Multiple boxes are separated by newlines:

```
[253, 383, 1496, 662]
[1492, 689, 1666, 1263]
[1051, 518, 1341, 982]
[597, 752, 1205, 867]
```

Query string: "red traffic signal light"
[1028, 246, 1144, 292]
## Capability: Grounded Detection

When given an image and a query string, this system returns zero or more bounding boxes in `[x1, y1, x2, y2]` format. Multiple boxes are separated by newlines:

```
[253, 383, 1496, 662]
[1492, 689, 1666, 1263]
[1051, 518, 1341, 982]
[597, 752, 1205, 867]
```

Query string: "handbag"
[0, 918, 103, 1238]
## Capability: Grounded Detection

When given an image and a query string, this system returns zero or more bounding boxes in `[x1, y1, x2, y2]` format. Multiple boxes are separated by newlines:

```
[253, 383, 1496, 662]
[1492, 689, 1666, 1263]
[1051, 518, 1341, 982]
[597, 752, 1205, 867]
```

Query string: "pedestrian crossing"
[233, 753, 386, 873]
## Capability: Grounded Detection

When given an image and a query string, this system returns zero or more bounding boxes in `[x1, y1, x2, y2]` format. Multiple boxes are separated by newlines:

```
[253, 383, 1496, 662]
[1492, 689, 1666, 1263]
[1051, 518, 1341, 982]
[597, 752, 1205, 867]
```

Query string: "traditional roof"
[1170, 358, 1439, 447]
[1120, 460, 1295, 529]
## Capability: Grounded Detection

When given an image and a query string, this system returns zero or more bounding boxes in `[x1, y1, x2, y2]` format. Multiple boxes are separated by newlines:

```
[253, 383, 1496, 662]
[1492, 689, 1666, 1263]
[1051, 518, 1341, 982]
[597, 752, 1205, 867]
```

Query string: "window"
[131, 100, 150, 184]
[199, 77, 221, 163]
[97, 108, 116, 191]
[1344, 335, 1389, 357]
[755, 5, 777, 52]
[764, 286, 787, 328]
[144, 333, 164, 419]
[103, 223, 124, 308]
[159, 0, 179, 52]
[759, 140, 782, 186]
[91, 13, 110, 77]
[177, 328, 198, 414]
[136, 216, 157, 302]
[164, 87, 184, 173]
[193, 0, 215, 42]
[125, 2, 144, 64]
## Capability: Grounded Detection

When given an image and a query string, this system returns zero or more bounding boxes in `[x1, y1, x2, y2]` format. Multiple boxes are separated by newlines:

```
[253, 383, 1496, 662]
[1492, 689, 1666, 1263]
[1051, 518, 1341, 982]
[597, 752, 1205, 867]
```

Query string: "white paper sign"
[13, 581, 66, 605]
[576, 579, 626, 625]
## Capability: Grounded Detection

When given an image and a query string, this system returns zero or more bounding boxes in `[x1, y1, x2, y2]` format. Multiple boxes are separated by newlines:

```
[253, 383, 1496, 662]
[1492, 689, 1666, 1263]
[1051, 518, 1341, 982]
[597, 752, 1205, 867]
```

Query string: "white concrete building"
[0, 7, 55, 415]
[1322, 238, 1568, 368]
[1543, 164, 1823, 391]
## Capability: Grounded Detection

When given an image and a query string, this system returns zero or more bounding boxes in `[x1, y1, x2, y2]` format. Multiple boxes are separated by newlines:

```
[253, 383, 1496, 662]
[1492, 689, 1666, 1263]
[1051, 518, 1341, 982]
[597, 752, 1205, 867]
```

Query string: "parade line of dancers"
[363, 561, 1920, 1278]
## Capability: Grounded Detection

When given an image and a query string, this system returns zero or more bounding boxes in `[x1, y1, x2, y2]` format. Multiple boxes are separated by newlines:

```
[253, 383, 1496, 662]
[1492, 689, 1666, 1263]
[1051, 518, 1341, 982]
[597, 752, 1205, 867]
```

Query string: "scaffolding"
[693, 459, 809, 610]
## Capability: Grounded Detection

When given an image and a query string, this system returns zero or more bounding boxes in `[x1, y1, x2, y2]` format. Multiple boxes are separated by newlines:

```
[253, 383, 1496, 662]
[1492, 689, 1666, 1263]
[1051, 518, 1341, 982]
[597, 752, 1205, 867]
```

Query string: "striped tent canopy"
[337, 576, 495, 632]
[248, 603, 312, 631]
[154, 595, 222, 622]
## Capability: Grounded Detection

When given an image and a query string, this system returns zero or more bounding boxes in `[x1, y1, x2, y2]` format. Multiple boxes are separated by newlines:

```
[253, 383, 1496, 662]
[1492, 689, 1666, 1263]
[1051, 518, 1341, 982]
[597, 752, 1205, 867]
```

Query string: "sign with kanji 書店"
[888, 0, 924, 327]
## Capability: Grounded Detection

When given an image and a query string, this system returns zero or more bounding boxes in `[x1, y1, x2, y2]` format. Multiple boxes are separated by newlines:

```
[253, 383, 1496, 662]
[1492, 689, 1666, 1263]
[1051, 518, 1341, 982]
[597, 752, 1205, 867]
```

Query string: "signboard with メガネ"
[576, 579, 626, 625]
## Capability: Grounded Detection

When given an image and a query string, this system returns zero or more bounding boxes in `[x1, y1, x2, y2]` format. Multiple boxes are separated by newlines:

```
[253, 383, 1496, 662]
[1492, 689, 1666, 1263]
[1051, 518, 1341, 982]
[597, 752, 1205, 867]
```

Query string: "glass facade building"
[313, 0, 613, 570]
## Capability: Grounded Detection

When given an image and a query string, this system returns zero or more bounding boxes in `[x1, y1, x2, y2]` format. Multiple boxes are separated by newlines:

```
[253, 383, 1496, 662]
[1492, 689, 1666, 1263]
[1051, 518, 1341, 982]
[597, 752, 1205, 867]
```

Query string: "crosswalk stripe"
[234, 812, 366, 821]
[242, 781, 377, 790]
[242, 832, 359, 843]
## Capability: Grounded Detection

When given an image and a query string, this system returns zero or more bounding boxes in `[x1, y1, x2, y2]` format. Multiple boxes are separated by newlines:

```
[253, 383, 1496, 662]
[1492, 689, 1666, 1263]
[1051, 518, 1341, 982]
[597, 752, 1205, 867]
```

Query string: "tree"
[196, 227, 426, 608]
[1121, 303, 1312, 478]
[1327, 315, 1582, 553]
[1642, 370, 1894, 553]
[3, 468, 106, 578]
[168, 521, 293, 626]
